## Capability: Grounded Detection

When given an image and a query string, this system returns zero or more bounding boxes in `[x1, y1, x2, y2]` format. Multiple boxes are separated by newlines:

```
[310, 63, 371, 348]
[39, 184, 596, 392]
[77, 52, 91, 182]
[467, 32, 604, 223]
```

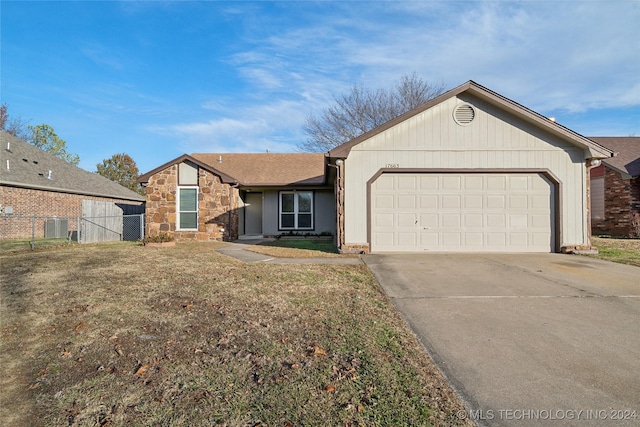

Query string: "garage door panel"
[375, 194, 394, 209]
[420, 213, 438, 228]
[465, 233, 484, 246]
[531, 195, 551, 209]
[398, 176, 417, 189]
[397, 213, 416, 227]
[464, 214, 483, 228]
[487, 233, 507, 247]
[420, 195, 438, 209]
[509, 214, 528, 228]
[371, 173, 554, 252]
[442, 195, 461, 208]
[487, 195, 506, 209]
[509, 195, 528, 209]
[442, 233, 461, 246]
[465, 195, 483, 209]
[398, 195, 416, 209]
[398, 232, 417, 246]
[487, 214, 506, 228]
[374, 213, 394, 227]
[509, 176, 529, 190]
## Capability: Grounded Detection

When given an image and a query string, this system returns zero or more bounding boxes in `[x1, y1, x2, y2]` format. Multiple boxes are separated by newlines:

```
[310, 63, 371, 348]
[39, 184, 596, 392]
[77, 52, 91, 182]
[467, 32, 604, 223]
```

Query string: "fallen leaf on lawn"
[325, 385, 335, 392]
[28, 382, 42, 390]
[114, 345, 124, 357]
[75, 323, 85, 330]
[312, 345, 327, 355]
[61, 350, 71, 357]
[134, 364, 149, 376]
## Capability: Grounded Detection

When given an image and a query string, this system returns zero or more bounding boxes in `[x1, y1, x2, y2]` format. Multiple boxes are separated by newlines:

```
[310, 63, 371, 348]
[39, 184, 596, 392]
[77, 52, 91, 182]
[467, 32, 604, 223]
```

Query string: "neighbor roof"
[329, 80, 614, 160]
[0, 131, 145, 201]
[588, 137, 640, 178]
[191, 153, 326, 186]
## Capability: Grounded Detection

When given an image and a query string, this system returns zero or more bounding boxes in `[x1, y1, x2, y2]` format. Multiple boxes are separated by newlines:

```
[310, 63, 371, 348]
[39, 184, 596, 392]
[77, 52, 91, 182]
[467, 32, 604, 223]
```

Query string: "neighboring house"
[0, 131, 145, 239]
[139, 80, 614, 253]
[588, 137, 640, 238]
[137, 153, 335, 241]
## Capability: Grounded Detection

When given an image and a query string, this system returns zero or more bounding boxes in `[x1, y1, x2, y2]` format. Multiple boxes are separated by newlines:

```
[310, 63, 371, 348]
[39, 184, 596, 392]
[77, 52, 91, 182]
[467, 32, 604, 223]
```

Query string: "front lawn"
[589, 237, 640, 267]
[246, 237, 346, 258]
[0, 242, 470, 426]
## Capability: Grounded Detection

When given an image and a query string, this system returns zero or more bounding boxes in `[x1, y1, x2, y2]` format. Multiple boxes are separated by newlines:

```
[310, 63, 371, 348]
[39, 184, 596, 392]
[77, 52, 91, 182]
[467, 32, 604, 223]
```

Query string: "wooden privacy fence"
[80, 200, 144, 244]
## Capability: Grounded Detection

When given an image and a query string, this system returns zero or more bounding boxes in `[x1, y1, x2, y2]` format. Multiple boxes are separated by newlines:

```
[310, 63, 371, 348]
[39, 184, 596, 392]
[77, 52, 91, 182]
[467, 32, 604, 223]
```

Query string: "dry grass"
[590, 237, 640, 267]
[0, 242, 471, 427]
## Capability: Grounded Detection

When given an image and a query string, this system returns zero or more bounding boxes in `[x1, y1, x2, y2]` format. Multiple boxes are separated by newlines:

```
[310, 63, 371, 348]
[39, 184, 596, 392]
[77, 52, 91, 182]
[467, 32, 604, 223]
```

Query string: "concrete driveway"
[362, 253, 640, 426]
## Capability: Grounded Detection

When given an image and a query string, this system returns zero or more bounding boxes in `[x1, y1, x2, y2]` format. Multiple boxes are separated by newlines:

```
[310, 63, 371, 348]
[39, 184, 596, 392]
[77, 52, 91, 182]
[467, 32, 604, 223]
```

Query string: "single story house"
[138, 81, 614, 253]
[137, 153, 335, 241]
[0, 131, 145, 239]
[588, 137, 640, 238]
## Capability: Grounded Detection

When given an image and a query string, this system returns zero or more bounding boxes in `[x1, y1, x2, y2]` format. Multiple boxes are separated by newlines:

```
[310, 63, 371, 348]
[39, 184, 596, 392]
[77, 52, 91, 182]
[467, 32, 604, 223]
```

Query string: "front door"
[244, 192, 263, 235]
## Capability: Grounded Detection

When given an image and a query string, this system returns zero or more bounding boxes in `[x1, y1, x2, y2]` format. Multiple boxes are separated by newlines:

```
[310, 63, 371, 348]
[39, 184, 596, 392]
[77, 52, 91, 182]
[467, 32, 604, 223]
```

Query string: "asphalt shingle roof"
[588, 137, 640, 178]
[189, 153, 327, 186]
[0, 131, 145, 201]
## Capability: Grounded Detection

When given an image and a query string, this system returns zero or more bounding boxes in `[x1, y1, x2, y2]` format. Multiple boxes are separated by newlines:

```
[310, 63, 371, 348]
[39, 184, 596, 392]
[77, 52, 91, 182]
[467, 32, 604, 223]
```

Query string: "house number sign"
[385, 163, 400, 168]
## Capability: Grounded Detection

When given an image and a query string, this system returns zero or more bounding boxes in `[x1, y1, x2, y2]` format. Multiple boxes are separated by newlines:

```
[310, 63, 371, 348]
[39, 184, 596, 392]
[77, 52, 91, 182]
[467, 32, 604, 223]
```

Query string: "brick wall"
[591, 166, 640, 238]
[145, 164, 239, 242]
[0, 185, 144, 239]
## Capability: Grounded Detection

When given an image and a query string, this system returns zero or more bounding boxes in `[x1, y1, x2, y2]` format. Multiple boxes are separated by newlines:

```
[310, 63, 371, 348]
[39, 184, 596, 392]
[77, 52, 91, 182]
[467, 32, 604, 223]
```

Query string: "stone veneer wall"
[592, 166, 640, 238]
[0, 185, 143, 239]
[145, 164, 239, 242]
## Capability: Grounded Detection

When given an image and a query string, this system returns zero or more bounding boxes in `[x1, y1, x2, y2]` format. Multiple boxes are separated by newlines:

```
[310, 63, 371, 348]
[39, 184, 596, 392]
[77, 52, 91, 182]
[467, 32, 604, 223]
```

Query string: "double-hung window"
[177, 187, 198, 230]
[280, 191, 313, 230]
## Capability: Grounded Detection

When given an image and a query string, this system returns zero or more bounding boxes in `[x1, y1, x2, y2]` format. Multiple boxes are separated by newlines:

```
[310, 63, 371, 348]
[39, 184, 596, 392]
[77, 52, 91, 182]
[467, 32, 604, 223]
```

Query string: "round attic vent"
[453, 103, 476, 126]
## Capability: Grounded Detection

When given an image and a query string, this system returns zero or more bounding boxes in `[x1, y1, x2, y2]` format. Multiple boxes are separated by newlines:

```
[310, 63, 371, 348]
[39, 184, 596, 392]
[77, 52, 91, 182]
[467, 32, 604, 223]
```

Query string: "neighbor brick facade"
[144, 163, 239, 242]
[0, 185, 144, 239]
[591, 165, 640, 238]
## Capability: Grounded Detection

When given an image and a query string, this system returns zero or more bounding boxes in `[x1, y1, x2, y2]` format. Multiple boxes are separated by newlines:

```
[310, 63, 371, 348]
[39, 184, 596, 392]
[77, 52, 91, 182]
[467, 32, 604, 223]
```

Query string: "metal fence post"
[77, 217, 81, 243]
[139, 213, 144, 241]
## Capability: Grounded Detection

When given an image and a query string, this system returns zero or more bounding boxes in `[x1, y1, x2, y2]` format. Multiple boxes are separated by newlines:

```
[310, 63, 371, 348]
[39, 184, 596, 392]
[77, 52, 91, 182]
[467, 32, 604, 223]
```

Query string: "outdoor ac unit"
[45, 218, 69, 238]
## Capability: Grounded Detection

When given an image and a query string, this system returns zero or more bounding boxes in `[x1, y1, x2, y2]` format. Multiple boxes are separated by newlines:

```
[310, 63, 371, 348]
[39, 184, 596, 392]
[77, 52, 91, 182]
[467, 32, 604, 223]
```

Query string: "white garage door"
[371, 173, 554, 252]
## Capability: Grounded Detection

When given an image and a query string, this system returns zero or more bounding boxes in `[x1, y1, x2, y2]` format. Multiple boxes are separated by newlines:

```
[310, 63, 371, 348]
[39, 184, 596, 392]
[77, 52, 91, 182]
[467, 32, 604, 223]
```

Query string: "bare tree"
[0, 103, 31, 140]
[300, 73, 445, 152]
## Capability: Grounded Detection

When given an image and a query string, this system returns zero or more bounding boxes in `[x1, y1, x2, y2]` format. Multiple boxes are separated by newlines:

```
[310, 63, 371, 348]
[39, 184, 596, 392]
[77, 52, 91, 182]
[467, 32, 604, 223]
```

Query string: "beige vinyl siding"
[343, 94, 590, 249]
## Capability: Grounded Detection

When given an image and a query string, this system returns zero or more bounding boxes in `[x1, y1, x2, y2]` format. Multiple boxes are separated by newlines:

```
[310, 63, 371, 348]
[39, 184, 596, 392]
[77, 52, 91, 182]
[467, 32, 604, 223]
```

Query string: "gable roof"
[329, 80, 614, 160]
[588, 137, 640, 178]
[137, 154, 239, 185]
[138, 153, 327, 187]
[0, 131, 145, 202]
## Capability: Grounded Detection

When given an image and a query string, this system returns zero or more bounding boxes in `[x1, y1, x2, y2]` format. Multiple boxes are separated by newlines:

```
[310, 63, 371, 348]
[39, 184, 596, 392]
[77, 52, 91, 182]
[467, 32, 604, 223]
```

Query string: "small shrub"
[143, 232, 174, 243]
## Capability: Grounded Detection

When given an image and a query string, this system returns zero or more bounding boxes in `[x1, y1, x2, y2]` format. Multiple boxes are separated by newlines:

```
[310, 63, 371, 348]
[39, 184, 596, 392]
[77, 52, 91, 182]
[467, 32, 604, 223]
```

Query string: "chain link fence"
[1, 213, 145, 251]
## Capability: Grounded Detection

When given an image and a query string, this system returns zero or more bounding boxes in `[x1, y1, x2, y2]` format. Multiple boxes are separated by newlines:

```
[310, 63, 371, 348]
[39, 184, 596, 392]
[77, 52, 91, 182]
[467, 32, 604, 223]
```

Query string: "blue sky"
[2, 1, 639, 174]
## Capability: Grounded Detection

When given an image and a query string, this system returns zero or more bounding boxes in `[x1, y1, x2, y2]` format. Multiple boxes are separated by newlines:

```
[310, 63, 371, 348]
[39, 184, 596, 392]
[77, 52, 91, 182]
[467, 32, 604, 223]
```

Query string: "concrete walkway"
[363, 253, 640, 427]
[215, 239, 363, 264]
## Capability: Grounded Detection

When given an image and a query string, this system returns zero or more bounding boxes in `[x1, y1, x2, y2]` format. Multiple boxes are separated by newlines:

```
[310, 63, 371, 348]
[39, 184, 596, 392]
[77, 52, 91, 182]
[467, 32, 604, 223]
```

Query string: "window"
[280, 191, 313, 230]
[177, 187, 198, 230]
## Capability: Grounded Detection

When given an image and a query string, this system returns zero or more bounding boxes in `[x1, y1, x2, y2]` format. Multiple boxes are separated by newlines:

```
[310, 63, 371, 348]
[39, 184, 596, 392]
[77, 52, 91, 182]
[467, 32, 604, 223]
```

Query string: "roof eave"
[0, 180, 146, 202]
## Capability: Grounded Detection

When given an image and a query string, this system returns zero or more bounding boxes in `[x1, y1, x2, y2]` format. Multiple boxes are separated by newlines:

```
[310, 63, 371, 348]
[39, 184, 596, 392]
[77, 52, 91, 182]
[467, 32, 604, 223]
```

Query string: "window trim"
[279, 190, 314, 230]
[177, 186, 199, 231]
